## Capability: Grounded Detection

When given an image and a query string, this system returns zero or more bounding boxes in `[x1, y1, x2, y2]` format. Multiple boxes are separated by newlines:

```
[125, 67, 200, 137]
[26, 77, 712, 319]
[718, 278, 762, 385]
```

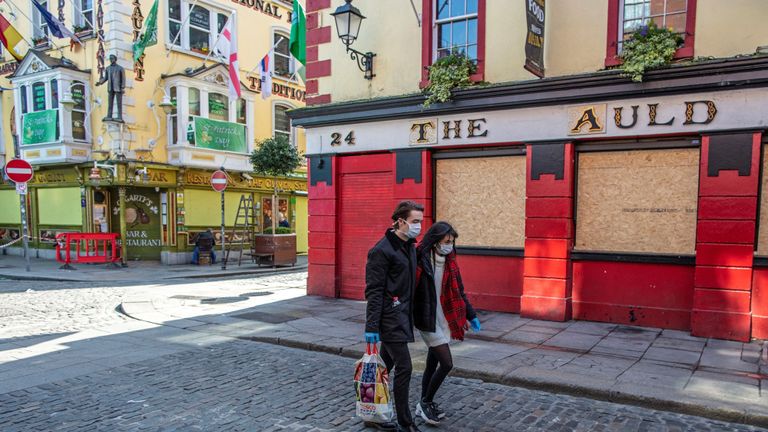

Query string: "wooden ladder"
[224, 193, 257, 266]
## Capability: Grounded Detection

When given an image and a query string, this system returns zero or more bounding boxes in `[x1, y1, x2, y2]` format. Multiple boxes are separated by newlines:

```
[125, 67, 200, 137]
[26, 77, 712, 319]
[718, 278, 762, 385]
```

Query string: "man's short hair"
[391, 200, 424, 222]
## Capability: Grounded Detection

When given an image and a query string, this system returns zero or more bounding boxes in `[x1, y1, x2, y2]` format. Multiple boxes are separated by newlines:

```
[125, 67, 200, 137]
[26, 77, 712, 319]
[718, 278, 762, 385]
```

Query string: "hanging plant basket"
[619, 23, 683, 82]
[422, 53, 477, 108]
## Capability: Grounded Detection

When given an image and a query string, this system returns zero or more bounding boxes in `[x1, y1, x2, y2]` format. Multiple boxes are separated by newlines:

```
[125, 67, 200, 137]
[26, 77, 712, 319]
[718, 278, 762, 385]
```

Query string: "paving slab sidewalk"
[120, 290, 768, 428]
[0, 254, 307, 282]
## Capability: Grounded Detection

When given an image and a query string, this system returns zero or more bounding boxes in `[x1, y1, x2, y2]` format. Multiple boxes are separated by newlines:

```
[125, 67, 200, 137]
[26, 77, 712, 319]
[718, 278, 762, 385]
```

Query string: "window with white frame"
[434, 0, 478, 60]
[169, 86, 179, 143]
[74, 0, 94, 32]
[32, 0, 50, 40]
[273, 32, 294, 79]
[167, 0, 232, 55]
[273, 104, 291, 143]
[619, 0, 688, 52]
[16, 77, 91, 142]
[166, 80, 254, 152]
[71, 81, 87, 140]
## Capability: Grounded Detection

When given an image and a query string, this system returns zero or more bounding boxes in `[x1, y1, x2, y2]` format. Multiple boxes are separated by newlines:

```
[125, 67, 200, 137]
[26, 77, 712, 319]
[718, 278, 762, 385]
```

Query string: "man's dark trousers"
[380, 341, 413, 427]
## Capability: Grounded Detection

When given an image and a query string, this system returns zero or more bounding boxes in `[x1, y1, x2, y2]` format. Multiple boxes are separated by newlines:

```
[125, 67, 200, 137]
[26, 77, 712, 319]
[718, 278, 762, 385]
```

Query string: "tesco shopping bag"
[354, 343, 393, 423]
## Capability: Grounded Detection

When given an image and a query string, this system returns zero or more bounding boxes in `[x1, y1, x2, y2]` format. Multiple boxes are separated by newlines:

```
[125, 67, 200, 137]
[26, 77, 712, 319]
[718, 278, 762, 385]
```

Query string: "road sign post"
[211, 170, 228, 270]
[5, 158, 33, 272]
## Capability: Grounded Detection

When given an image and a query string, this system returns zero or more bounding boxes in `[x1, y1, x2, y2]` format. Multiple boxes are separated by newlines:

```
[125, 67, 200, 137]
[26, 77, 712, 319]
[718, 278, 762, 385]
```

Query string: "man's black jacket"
[365, 229, 417, 343]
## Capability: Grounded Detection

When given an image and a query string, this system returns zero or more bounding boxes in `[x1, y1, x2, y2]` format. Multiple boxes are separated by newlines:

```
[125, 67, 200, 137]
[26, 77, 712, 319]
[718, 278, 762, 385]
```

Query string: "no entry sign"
[211, 170, 228, 192]
[5, 159, 33, 183]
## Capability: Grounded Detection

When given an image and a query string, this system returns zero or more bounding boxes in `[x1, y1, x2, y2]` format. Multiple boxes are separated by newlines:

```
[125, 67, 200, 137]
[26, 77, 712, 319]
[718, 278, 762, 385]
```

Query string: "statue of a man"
[96, 54, 126, 122]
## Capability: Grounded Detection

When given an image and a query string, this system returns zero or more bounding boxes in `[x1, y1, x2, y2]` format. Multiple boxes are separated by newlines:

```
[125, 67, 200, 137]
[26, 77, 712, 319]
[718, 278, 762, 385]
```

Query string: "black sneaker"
[364, 421, 398, 431]
[415, 399, 440, 425]
[430, 401, 446, 419]
[397, 425, 423, 432]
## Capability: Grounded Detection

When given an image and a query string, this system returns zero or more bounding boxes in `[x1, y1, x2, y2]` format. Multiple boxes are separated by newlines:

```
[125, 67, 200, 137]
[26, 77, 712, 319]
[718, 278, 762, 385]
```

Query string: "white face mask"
[405, 222, 421, 239]
[437, 244, 453, 255]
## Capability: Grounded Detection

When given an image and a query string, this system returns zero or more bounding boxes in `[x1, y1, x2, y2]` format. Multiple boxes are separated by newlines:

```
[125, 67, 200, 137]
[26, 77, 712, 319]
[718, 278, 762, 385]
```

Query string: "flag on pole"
[133, 0, 158, 62]
[216, 15, 241, 99]
[0, 14, 24, 61]
[31, 0, 79, 42]
[257, 53, 272, 100]
[289, 0, 306, 66]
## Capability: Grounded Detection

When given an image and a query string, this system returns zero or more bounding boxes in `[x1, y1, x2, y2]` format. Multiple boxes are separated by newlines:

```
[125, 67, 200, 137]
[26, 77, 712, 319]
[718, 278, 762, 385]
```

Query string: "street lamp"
[331, 0, 375, 80]
[88, 161, 117, 186]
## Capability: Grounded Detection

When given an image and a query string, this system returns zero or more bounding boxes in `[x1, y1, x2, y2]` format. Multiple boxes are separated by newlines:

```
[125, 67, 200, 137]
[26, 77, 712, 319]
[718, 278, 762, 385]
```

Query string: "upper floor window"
[421, 0, 486, 84]
[74, 0, 94, 31]
[435, 0, 478, 60]
[273, 104, 292, 143]
[70, 81, 87, 141]
[168, 0, 230, 55]
[606, 0, 696, 66]
[166, 77, 253, 152]
[273, 32, 295, 79]
[32, 0, 49, 40]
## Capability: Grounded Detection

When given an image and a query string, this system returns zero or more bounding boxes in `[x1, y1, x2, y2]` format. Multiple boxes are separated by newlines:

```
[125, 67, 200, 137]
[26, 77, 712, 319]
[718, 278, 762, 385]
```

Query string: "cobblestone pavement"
[0, 273, 307, 344]
[0, 339, 766, 432]
[1, 273, 766, 431]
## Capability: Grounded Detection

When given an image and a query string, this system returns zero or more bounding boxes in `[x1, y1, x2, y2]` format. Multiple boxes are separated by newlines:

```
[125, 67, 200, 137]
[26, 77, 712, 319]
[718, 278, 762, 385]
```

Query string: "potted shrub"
[422, 52, 477, 108]
[32, 36, 49, 48]
[250, 135, 302, 266]
[619, 23, 683, 82]
[73, 25, 93, 38]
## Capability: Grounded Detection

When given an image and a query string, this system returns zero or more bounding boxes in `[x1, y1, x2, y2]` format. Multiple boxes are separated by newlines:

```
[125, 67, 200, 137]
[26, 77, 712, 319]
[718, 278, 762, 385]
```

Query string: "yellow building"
[0, 0, 308, 263]
[292, 0, 768, 341]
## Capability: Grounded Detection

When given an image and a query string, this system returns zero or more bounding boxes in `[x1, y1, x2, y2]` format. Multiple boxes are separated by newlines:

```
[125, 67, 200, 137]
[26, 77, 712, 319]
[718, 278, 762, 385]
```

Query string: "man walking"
[364, 201, 424, 432]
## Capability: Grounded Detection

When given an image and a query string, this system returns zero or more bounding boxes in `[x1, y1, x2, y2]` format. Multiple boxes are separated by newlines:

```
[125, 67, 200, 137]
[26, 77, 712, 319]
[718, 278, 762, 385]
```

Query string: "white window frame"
[32, 0, 50, 40]
[433, 0, 479, 62]
[617, 0, 689, 52]
[272, 101, 294, 146]
[166, 0, 235, 60]
[165, 73, 255, 153]
[73, 0, 94, 31]
[12, 71, 92, 145]
[271, 29, 295, 81]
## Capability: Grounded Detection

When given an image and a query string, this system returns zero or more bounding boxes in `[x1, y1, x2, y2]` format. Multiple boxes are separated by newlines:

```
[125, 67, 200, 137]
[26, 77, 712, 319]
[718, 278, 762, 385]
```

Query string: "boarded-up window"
[435, 156, 525, 248]
[757, 145, 768, 256]
[575, 148, 699, 254]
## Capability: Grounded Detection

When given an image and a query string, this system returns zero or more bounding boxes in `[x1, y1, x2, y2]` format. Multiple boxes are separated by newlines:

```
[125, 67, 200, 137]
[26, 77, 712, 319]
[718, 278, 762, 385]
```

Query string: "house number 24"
[330, 131, 355, 146]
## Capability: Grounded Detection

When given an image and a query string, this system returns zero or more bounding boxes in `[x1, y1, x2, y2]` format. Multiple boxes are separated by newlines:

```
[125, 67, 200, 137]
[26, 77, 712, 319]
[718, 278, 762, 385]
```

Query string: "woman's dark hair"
[417, 221, 458, 257]
[391, 200, 424, 228]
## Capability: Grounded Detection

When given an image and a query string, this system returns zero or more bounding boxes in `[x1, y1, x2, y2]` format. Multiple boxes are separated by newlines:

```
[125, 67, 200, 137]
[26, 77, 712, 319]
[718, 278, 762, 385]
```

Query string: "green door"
[113, 188, 162, 260]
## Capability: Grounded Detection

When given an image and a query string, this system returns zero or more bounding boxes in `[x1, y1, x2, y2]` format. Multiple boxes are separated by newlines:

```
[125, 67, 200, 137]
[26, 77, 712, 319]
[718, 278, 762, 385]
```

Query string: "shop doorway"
[110, 188, 163, 260]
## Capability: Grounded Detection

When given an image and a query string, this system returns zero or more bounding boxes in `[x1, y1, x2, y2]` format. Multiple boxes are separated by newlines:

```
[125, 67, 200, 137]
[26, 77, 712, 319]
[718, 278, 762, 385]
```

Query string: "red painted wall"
[573, 261, 695, 330]
[458, 255, 523, 313]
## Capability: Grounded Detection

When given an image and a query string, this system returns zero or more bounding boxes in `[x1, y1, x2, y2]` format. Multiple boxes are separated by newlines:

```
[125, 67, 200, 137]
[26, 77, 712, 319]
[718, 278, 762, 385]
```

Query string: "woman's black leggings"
[421, 343, 453, 402]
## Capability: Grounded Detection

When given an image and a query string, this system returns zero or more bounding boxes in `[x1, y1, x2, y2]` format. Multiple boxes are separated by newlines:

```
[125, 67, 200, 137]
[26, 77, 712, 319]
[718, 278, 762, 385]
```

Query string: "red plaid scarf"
[417, 252, 467, 341]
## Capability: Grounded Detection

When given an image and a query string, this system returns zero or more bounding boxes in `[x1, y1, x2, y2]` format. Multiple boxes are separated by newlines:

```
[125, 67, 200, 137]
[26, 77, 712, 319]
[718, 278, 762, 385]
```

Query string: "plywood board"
[436, 156, 526, 248]
[575, 148, 699, 254]
[758, 145, 768, 256]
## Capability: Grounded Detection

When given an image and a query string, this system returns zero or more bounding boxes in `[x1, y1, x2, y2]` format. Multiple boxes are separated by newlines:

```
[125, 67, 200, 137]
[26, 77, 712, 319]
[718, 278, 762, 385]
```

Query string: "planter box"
[253, 234, 297, 267]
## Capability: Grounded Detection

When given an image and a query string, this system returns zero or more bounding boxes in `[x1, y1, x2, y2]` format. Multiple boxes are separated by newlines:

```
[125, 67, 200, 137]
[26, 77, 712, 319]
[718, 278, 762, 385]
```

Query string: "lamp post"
[331, 0, 376, 80]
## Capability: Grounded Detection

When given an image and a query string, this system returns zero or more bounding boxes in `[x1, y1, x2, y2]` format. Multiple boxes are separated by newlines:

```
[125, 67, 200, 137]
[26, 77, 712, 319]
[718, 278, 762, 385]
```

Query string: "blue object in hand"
[365, 332, 380, 343]
[470, 318, 482, 332]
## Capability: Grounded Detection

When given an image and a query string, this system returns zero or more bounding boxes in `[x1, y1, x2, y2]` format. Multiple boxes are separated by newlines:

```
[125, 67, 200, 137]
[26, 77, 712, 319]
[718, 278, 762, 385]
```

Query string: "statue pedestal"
[103, 121, 127, 160]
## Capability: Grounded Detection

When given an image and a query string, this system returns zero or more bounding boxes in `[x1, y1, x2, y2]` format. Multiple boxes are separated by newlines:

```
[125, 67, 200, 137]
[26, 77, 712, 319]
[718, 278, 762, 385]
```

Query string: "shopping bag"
[354, 342, 393, 423]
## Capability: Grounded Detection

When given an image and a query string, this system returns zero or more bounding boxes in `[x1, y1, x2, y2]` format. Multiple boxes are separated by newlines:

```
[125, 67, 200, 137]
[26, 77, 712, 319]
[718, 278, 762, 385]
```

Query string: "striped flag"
[215, 16, 241, 100]
[31, 0, 79, 42]
[257, 53, 272, 100]
[0, 14, 24, 61]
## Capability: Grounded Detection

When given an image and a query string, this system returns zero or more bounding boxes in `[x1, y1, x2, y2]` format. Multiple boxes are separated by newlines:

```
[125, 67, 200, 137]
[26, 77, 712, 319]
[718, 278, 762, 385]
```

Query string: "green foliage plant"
[620, 22, 683, 82]
[422, 53, 477, 108]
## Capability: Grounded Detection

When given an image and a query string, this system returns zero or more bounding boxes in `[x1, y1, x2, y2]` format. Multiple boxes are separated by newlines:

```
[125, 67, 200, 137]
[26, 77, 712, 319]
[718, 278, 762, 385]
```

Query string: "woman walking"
[413, 222, 481, 426]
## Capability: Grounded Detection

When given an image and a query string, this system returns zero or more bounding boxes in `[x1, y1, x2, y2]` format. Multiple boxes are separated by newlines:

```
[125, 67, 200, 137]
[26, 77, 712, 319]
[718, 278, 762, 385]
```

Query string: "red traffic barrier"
[56, 232, 121, 270]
